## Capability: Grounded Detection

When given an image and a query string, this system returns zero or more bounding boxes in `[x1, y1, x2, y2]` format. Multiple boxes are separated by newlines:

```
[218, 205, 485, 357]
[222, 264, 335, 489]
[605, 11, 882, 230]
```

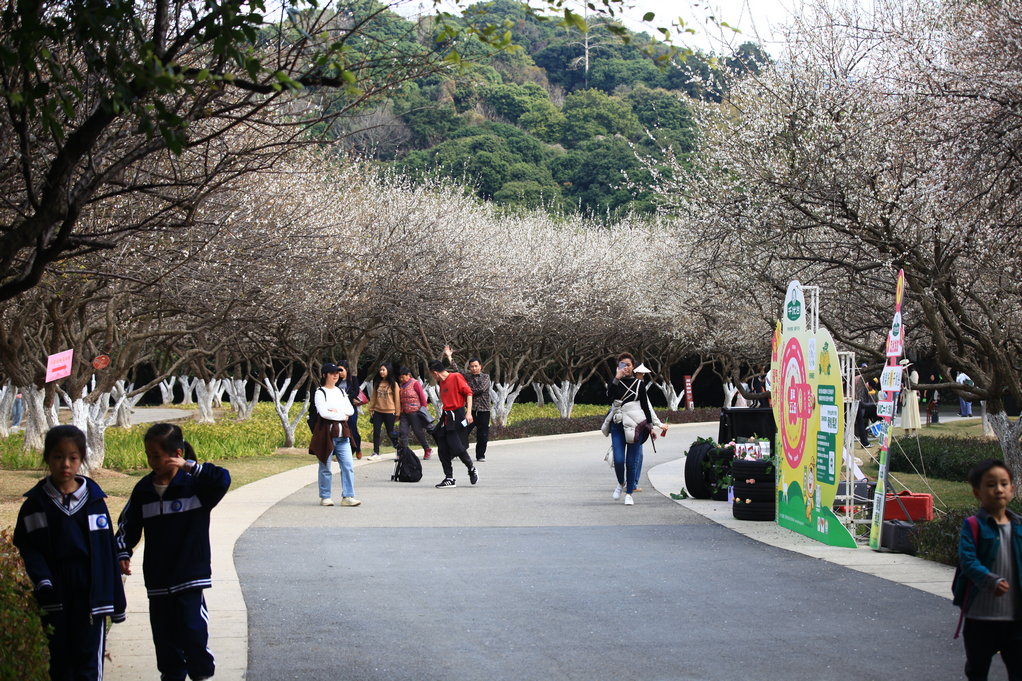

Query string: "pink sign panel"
[45, 349, 74, 383]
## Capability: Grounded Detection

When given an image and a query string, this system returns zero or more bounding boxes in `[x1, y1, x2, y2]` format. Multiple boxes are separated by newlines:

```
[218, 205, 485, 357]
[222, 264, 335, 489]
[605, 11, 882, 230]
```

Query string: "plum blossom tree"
[649, 0, 1022, 481]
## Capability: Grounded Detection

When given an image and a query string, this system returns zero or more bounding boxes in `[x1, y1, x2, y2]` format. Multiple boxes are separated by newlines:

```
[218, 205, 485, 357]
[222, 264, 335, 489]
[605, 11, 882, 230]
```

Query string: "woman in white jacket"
[605, 353, 667, 505]
[310, 363, 361, 507]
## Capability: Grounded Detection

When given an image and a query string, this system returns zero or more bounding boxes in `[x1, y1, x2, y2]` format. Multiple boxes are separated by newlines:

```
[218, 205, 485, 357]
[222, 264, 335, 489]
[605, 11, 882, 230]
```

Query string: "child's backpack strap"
[953, 515, 980, 639]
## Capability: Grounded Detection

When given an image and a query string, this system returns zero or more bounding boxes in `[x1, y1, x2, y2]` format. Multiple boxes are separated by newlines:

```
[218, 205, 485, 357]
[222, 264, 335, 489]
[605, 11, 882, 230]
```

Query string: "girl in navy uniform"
[116, 423, 231, 681]
[14, 425, 126, 681]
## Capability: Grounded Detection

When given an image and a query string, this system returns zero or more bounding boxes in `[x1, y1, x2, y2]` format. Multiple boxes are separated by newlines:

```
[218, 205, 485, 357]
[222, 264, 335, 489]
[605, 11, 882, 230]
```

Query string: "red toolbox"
[883, 491, 934, 521]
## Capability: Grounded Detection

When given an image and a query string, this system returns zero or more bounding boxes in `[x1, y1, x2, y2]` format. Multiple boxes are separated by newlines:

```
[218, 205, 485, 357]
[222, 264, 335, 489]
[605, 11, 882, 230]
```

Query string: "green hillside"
[324, 0, 769, 218]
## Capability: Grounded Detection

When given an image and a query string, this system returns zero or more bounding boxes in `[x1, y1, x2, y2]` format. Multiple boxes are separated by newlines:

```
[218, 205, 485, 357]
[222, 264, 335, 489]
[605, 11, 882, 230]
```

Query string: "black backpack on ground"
[391, 445, 423, 483]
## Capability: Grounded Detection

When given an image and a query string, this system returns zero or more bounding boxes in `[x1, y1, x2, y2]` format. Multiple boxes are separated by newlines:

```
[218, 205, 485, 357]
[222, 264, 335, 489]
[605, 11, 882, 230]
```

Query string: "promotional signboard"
[869, 270, 907, 550]
[772, 282, 856, 548]
[45, 349, 74, 383]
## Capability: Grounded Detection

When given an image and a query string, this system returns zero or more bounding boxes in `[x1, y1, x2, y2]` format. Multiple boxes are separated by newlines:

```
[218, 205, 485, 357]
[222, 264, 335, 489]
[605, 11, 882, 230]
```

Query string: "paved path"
[225, 424, 982, 681]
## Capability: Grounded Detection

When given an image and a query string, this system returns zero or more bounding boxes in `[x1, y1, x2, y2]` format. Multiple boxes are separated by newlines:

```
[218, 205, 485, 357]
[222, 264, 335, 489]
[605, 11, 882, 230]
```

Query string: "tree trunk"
[723, 381, 739, 408]
[179, 375, 196, 405]
[226, 379, 260, 420]
[424, 382, 441, 411]
[194, 379, 218, 423]
[21, 385, 47, 451]
[263, 377, 307, 448]
[212, 379, 227, 408]
[84, 393, 112, 471]
[159, 376, 177, 405]
[532, 382, 545, 407]
[986, 409, 1022, 489]
[112, 381, 141, 429]
[491, 382, 524, 426]
[546, 380, 581, 418]
[0, 381, 13, 438]
[653, 379, 684, 411]
[980, 402, 996, 438]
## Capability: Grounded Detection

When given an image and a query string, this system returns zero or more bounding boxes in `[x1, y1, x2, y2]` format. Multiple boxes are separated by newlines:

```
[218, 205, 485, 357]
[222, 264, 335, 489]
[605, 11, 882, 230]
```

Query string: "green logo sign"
[787, 299, 802, 321]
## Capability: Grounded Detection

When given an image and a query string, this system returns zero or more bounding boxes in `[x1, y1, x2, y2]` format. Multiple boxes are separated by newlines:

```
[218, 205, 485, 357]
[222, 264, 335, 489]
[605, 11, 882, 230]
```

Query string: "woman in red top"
[397, 367, 433, 459]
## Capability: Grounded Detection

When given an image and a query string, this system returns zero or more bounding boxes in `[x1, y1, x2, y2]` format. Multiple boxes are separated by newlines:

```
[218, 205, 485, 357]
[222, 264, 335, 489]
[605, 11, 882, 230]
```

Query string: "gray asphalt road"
[236, 430, 981, 681]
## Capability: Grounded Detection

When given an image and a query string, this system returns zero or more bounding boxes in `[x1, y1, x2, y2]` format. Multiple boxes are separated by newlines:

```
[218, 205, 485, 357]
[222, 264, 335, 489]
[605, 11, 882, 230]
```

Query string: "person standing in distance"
[444, 345, 492, 462]
[957, 369, 975, 417]
[309, 363, 361, 507]
[428, 359, 478, 488]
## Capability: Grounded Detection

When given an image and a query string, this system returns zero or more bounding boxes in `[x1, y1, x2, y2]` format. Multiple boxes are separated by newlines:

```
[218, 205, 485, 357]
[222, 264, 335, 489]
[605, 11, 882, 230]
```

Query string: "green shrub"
[0, 529, 49, 681]
[914, 499, 1022, 566]
[888, 435, 1003, 482]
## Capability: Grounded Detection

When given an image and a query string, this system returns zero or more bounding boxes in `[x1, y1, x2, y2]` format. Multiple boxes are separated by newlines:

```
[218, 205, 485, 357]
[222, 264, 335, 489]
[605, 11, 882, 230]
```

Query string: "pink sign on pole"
[683, 375, 694, 410]
[45, 349, 74, 383]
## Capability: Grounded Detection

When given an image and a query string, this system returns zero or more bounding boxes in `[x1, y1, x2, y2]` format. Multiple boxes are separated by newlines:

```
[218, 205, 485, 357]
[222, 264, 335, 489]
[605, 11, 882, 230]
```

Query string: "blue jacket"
[116, 462, 231, 597]
[14, 476, 127, 622]
[954, 507, 1022, 614]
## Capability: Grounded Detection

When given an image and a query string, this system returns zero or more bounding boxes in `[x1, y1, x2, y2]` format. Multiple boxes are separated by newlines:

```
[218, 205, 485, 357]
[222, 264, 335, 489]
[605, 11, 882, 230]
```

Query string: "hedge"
[914, 499, 1022, 566]
[887, 435, 1004, 482]
[0, 529, 49, 681]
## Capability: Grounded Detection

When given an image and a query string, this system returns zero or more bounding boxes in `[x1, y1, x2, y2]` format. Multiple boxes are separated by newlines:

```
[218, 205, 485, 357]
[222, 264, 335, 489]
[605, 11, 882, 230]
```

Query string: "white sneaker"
[319, 498, 334, 506]
[340, 497, 362, 507]
[369, 453, 380, 460]
[623, 494, 634, 506]
[612, 484, 622, 500]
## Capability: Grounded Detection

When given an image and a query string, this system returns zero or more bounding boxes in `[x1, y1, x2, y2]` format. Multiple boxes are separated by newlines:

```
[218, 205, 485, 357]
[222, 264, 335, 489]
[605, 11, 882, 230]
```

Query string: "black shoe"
[476, 456, 486, 462]
[469, 467, 479, 485]
[435, 478, 456, 488]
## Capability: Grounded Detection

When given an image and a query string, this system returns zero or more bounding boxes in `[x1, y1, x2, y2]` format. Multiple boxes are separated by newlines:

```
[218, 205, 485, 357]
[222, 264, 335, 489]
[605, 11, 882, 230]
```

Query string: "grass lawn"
[0, 449, 312, 531]
[858, 417, 994, 514]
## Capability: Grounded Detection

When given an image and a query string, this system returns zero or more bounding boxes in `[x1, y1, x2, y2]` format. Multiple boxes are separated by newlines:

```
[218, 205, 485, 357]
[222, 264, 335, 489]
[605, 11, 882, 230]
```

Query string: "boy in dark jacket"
[117, 423, 231, 681]
[955, 459, 1022, 681]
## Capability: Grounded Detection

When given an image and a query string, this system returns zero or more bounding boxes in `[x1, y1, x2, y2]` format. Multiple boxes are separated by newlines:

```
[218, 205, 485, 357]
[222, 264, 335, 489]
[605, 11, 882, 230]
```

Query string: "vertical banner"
[45, 349, 74, 383]
[869, 270, 907, 550]
[683, 375, 694, 410]
[772, 282, 856, 547]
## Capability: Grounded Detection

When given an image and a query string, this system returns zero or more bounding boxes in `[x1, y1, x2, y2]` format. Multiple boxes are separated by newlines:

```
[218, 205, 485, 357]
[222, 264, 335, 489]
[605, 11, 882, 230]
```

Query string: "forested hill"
[325, 0, 770, 219]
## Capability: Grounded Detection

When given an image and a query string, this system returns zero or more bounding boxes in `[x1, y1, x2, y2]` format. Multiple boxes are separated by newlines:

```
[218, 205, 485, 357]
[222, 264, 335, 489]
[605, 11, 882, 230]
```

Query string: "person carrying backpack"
[953, 459, 1022, 680]
[309, 364, 361, 507]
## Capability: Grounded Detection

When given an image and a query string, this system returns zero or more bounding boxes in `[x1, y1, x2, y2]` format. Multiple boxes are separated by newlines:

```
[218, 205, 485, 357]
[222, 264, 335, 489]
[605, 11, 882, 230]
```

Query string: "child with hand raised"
[116, 423, 231, 681]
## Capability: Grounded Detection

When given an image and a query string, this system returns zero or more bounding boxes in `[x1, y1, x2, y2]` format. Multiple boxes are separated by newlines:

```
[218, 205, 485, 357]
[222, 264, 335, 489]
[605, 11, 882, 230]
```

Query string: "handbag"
[356, 389, 369, 405]
[418, 406, 435, 430]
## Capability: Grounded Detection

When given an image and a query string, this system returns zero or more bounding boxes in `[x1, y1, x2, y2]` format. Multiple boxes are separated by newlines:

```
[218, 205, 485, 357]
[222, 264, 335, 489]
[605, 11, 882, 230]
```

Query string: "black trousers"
[436, 408, 474, 479]
[854, 403, 877, 445]
[371, 411, 399, 453]
[149, 589, 215, 681]
[963, 618, 1022, 681]
[348, 411, 362, 454]
[42, 597, 105, 681]
[465, 410, 491, 459]
[399, 411, 431, 450]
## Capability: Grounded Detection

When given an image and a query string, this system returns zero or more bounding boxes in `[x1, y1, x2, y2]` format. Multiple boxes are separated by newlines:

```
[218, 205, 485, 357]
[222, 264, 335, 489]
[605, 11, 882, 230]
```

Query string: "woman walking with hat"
[603, 354, 667, 506]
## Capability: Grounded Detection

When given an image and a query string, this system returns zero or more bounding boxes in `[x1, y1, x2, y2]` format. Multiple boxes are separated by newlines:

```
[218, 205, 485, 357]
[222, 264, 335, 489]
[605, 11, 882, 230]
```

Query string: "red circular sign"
[92, 355, 110, 370]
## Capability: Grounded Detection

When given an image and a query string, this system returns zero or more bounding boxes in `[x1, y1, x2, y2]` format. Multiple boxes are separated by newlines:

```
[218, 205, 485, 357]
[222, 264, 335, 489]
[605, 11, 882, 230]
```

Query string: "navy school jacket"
[116, 462, 231, 597]
[14, 476, 127, 622]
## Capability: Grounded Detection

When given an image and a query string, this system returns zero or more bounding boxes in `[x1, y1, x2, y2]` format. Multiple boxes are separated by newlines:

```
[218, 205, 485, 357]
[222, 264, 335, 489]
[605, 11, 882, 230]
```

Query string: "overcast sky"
[613, 0, 798, 54]
[391, 0, 802, 56]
